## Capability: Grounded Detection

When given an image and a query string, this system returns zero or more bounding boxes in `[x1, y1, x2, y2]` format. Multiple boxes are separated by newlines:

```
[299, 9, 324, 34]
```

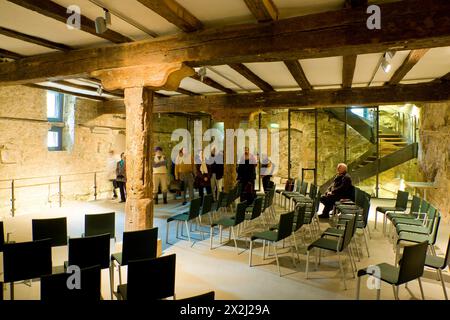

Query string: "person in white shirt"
[153, 146, 168, 204]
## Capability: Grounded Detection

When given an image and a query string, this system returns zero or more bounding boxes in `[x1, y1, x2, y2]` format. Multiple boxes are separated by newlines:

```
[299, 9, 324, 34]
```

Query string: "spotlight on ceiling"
[104, 9, 111, 26]
[381, 53, 392, 73]
[97, 85, 103, 96]
[95, 8, 110, 34]
[198, 66, 207, 82]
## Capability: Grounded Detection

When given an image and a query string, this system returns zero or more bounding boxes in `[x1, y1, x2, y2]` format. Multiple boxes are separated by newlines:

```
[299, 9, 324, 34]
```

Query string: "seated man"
[320, 163, 353, 219]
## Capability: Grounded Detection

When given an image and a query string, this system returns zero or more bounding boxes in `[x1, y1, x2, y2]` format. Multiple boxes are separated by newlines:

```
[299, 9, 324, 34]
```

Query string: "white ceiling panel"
[300, 56, 343, 86]
[353, 53, 383, 84]
[179, 77, 222, 94]
[403, 47, 450, 80]
[177, 0, 254, 27]
[205, 65, 260, 92]
[0, 1, 109, 49]
[243, 62, 299, 90]
[274, 0, 344, 19]
[0, 34, 56, 56]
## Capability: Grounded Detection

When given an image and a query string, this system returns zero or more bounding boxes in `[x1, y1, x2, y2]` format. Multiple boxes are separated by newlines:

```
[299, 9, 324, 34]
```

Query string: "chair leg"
[210, 226, 214, 249]
[356, 276, 361, 300]
[338, 252, 347, 290]
[418, 278, 425, 300]
[438, 269, 448, 300]
[363, 229, 370, 257]
[109, 263, 114, 300]
[231, 226, 238, 253]
[118, 264, 122, 285]
[292, 232, 300, 261]
[166, 222, 170, 244]
[262, 240, 266, 260]
[185, 221, 191, 243]
[377, 288, 381, 300]
[10, 283, 14, 300]
[273, 243, 281, 277]
[374, 211, 378, 230]
[219, 225, 223, 244]
[306, 250, 310, 279]
[392, 285, 399, 300]
[249, 240, 253, 266]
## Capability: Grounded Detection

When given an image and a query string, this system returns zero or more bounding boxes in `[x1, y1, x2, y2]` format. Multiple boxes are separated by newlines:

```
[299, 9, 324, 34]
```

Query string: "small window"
[48, 126, 62, 151]
[47, 91, 63, 122]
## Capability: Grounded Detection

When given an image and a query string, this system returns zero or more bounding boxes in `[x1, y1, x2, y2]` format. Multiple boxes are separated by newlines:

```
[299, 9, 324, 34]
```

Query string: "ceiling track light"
[97, 85, 103, 96]
[381, 52, 394, 73]
[95, 8, 110, 34]
[198, 66, 207, 82]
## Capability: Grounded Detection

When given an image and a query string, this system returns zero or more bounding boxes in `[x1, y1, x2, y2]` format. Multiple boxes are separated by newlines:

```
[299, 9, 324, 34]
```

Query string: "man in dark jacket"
[320, 163, 353, 219]
[207, 148, 224, 201]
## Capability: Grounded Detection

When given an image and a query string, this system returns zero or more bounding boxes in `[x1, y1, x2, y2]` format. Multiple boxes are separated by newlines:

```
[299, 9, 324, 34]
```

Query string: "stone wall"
[0, 85, 126, 217]
[417, 102, 450, 222]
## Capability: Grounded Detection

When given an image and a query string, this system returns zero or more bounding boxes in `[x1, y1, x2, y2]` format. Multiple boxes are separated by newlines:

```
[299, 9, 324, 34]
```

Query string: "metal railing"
[0, 171, 107, 217]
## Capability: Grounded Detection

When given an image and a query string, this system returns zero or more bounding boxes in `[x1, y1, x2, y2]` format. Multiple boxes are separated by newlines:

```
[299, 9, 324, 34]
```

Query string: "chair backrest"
[84, 212, 115, 239]
[276, 211, 295, 241]
[201, 194, 214, 215]
[234, 201, 248, 225]
[419, 199, 430, 213]
[177, 291, 215, 301]
[443, 236, 450, 269]
[32, 217, 68, 247]
[216, 191, 228, 209]
[285, 178, 295, 191]
[340, 215, 356, 251]
[398, 241, 428, 285]
[410, 195, 421, 215]
[41, 265, 101, 301]
[308, 184, 317, 199]
[429, 212, 441, 245]
[188, 197, 202, 220]
[360, 193, 372, 228]
[122, 227, 158, 266]
[0, 221, 5, 252]
[300, 181, 308, 195]
[267, 187, 276, 207]
[424, 206, 437, 233]
[235, 183, 243, 200]
[266, 181, 275, 191]
[3, 239, 52, 283]
[395, 190, 409, 210]
[68, 233, 110, 269]
[127, 254, 176, 300]
[294, 205, 306, 232]
[250, 197, 264, 220]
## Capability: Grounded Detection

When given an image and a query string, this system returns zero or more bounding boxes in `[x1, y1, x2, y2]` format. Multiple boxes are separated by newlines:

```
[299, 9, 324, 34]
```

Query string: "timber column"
[124, 87, 153, 231]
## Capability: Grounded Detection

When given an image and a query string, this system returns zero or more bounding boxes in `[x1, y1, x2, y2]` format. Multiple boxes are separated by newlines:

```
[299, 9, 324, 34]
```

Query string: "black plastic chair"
[84, 212, 116, 241]
[249, 211, 295, 276]
[66, 233, 110, 299]
[199, 194, 214, 225]
[110, 227, 158, 299]
[3, 239, 52, 300]
[41, 265, 102, 301]
[166, 197, 202, 244]
[117, 254, 176, 300]
[32, 217, 68, 247]
[356, 241, 428, 300]
[375, 190, 409, 233]
[0, 221, 5, 252]
[177, 291, 215, 301]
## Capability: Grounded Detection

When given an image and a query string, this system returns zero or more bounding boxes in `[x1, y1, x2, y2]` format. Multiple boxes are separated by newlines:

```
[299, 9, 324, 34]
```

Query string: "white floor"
[1, 196, 449, 300]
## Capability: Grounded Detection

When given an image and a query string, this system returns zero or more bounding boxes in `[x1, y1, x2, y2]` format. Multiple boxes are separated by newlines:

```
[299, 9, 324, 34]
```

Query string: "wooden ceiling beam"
[229, 63, 273, 92]
[244, 0, 278, 22]
[137, 0, 203, 32]
[25, 83, 107, 101]
[190, 73, 236, 94]
[342, 55, 357, 88]
[0, 26, 73, 51]
[388, 49, 430, 85]
[7, 0, 132, 43]
[344, 0, 368, 8]
[1, 0, 450, 85]
[176, 88, 200, 96]
[284, 60, 312, 90]
[0, 48, 24, 60]
[103, 82, 450, 114]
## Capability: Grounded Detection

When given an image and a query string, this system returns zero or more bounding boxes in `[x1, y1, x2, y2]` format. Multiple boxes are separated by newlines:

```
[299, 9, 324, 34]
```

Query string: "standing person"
[319, 163, 353, 219]
[116, 152, 127, 203]
[106, 150, 119, 199]
[175, 147, 195, 205]
[152, 146, 168, 204]
[237, 147, 257, 203]
[260, 154, 274, 192]
[208, 148, 224, 201]
[194, 150, 212, 204]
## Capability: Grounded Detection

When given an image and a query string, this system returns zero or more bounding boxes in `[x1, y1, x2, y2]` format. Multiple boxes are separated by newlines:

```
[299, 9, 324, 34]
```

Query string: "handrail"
[0, 170, 107, 217]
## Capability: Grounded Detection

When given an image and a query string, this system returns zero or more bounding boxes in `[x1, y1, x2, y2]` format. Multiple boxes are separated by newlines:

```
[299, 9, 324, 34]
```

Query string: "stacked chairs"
[282, 181, 308, 209]
[110, 228, 158, 299]
[306, 215, 357, 290]
[386, 195, 421, 237]
[291, 184, 317, 211]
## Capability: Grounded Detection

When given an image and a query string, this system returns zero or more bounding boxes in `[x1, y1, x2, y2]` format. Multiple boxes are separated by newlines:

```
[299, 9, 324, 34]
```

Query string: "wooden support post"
[11, 179, 15, 217]
[58, 176, 62, 208]
[124, 87, 154, 231]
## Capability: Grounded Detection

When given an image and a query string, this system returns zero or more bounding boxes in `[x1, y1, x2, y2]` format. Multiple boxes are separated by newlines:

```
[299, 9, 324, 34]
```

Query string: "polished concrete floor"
[1, 195, 449, 300]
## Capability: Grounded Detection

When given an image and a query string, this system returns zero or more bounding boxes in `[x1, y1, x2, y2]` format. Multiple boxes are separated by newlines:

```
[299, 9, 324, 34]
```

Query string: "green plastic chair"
[166, 197, 202, 244]
[356, 241, 428, 300]
[306, 215, 356, 290]
[210, 201, 248, 252]
[424, 236, 450, 300]
[375, 190, 409, 233]
[392, 199, 430, 228]
[249, 211, 295, 276]
[396, 206, 437, 235]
